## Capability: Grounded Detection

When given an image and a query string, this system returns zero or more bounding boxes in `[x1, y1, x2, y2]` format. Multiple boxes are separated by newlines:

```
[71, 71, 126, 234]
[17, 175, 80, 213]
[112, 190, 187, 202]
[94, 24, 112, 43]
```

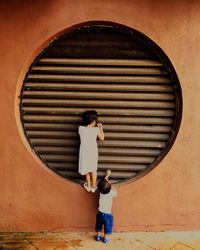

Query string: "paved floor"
[0, 231, 200, 250]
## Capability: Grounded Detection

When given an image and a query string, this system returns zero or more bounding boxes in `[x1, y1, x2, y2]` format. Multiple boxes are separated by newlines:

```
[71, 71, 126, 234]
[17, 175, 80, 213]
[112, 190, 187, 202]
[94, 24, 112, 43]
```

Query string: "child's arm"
[105, 169, 111, 181]
[105, 170, 117, 196]
[97, 123, 105, 141]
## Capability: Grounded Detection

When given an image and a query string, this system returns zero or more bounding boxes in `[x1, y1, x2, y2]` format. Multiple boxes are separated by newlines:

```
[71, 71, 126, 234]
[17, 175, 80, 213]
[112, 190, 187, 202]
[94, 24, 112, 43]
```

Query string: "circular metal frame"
[20, 21, 182, 184]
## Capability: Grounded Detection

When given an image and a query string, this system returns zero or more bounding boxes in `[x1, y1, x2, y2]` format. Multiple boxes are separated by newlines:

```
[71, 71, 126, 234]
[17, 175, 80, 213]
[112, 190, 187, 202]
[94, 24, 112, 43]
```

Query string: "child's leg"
[95, 212, 103, 241]
[103, 214, 113, 243]
[91, 171, 97, 188]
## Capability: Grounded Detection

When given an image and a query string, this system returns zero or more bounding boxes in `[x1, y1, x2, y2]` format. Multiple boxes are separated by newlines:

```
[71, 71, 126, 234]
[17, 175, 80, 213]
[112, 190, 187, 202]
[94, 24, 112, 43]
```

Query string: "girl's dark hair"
[97, 179, 111, 194]
[81, 110, 98, 126]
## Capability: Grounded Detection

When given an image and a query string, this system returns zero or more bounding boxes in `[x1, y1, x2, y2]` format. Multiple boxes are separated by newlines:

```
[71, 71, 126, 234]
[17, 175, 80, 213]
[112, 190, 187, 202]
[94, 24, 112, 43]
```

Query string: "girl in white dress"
[78, 110, 104, 193]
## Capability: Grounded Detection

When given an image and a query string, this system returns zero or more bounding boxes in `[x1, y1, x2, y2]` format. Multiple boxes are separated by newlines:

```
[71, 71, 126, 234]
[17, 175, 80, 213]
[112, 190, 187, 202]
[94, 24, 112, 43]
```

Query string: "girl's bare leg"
[91, 171, 97, 188]
[85, 173, 91, 188]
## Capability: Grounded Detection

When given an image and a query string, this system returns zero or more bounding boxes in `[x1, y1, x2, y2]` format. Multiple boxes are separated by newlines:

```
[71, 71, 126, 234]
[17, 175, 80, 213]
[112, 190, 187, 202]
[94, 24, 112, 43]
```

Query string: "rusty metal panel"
[20, 24, 181, 184]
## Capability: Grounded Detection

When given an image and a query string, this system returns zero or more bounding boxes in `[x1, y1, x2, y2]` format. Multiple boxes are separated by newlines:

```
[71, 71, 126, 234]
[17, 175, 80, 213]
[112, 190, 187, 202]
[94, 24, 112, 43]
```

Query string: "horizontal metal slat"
[45, 48, 152, 59]
[23, 115, 173, 125]
[27, 130, 169, 141]
[24, 123, 77, 131]
[50, 42, 147, 50]
[24, 82, 174, 92]
[27, 74, 171, 83]
[102, 155, 154, 164]
[30, 138, 166, 148]
[31, 66, 167, 76]
[24, 123, 171, 133]
[39, 58, 163, 67]
[99, 139, 166, 148]
[50, 162, 147, 171]
[95, 164, 147, 172]
[35, 146, 161, 156]
[105, 132, 169, 141]
[57, 170, 137, 179]
[22, 107, 175, 117]
[23, 91, 175, 101]
[67, 178, 119, 184]
[27, 130, 77, 138]
[22, 99, 175, 109]
[42, 154, 154, 164]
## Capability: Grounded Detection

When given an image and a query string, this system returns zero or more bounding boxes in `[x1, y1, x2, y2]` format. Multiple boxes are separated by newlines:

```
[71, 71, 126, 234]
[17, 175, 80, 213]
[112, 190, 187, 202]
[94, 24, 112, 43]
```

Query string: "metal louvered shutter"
[20, 24, 182, 184]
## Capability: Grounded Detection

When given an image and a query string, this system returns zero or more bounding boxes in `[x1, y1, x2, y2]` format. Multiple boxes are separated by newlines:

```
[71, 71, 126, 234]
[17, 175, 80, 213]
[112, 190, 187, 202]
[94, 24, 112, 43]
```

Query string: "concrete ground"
[0, 231, 200, 250]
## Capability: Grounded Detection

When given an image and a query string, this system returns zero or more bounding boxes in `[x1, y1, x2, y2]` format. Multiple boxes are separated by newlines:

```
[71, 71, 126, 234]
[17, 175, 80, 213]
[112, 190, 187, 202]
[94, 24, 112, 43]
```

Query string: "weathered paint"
[0, 0, 200, 232]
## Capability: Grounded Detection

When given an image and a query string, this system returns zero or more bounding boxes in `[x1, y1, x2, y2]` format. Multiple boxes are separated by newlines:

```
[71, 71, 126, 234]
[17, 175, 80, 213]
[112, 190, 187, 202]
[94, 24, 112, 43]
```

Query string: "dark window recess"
[20, 23, 182, 184]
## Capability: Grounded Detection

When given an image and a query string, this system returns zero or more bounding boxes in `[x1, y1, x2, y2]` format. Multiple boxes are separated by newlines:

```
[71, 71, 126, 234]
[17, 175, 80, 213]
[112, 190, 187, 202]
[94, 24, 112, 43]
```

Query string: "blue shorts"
[95, 211, 113, 234]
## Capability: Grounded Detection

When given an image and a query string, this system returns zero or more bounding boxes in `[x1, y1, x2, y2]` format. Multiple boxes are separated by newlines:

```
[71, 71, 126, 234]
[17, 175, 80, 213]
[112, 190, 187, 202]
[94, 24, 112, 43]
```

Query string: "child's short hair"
[97, 179, 111, 194]
[81, 110, 98, 126]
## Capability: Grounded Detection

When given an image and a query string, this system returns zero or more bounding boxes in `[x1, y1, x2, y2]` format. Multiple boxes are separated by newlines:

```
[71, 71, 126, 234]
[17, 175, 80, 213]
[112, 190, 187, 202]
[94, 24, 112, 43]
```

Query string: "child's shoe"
[83, 183, 91, 192]
[102, 237, 110, 243]
[95, 235, 102, 241]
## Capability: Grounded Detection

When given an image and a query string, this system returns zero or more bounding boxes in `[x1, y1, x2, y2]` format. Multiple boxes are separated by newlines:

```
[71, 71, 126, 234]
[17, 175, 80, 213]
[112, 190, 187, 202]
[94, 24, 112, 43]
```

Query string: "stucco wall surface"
[0, 0, 200, 232]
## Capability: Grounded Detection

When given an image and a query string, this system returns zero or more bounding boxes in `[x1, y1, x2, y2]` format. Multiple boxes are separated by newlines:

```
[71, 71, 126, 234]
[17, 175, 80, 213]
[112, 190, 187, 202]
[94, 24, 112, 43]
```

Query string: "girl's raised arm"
[97, 123, 104, 141]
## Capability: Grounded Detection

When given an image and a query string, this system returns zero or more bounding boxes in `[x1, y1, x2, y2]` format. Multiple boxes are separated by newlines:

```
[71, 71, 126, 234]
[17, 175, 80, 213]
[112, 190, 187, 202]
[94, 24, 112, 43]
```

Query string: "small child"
[78, 110, 104, 193]
[95, 169, 117, 243]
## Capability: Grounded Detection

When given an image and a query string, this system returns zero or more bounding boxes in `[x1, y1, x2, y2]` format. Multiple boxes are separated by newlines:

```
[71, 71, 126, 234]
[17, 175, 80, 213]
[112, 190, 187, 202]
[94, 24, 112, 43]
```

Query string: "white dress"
[78, 126, 100, 175]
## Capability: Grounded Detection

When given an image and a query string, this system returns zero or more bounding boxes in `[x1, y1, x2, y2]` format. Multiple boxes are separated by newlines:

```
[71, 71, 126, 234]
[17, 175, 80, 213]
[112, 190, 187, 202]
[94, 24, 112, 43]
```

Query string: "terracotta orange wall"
[1, 0, 200, 232]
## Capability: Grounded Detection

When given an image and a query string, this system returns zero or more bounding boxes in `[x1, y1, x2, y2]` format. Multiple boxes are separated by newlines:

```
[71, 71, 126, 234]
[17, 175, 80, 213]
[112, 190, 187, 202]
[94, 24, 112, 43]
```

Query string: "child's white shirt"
[98, 189, 117, 214]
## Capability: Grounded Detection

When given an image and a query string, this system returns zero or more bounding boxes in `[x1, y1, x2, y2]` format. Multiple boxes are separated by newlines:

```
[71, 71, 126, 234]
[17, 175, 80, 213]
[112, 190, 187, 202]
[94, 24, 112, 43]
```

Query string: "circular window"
[20, 22, 182, 184]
